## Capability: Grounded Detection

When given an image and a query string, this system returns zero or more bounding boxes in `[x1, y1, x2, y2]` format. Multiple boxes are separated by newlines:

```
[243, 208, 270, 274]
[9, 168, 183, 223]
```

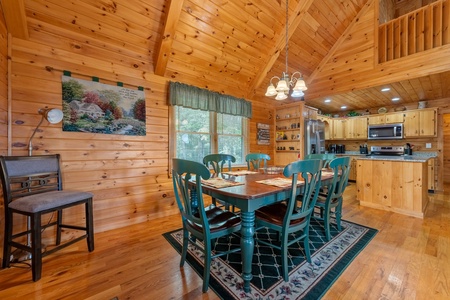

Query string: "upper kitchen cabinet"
[403, 108, 437, 138]
[329, 116, 368, 140]
[368, 112, 404, 125]
[317, 115, 332, 140]
[331, 118, 346, 140]
[346, 117, 368, 139]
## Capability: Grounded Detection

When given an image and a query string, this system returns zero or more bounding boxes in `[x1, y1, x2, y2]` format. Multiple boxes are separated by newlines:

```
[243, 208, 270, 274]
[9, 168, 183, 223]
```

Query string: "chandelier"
[265, 0, 307, 100]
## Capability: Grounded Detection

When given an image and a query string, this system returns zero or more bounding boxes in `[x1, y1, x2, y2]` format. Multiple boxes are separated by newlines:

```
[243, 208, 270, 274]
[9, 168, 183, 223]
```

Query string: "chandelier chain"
[285, 0, 289, 75]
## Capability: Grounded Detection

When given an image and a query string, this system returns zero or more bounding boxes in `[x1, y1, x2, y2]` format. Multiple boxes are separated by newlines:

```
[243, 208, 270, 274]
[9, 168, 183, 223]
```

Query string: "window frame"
[168, 106, 249, 175]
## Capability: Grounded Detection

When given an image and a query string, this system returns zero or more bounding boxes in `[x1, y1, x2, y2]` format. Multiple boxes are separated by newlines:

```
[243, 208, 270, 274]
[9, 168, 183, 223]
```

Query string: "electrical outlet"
[426, 143, 432, 148]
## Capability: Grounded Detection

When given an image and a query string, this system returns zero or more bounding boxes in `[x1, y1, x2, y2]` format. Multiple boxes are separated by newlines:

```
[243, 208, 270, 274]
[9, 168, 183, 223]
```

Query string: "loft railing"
[378, 0, 449, 63]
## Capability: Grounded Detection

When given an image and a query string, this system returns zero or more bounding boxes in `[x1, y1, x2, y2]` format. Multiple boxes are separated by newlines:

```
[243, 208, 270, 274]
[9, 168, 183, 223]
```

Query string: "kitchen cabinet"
[386, 113, 404, 124]
[329, 117, 367, 140]
[428, 158, 436, 191]
[346, 117, 368, 139]
[368, 115, 385, 125]
[331, 118, 346, 140]
[317, 115, 332, 140]
[368, 112, 404, 125]
[348, 156, 358, 181]
[275, 102, 304, 165]
[357, 158, 429, 218]
[403, 108, 437, 137]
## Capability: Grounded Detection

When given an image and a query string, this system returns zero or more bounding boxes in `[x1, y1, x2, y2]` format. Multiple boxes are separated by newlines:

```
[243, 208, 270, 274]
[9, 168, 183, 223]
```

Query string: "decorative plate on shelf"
[378, 107, 387, 114]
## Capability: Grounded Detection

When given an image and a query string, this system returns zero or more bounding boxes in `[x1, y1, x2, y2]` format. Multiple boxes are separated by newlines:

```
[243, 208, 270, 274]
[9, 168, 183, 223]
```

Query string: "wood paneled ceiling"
[3, 0, 450, 114]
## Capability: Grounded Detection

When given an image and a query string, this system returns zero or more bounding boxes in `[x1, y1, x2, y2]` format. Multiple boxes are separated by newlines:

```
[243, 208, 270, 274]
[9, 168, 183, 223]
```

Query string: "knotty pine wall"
[0, 9, 7, 257]
[1, 33, 274, 256]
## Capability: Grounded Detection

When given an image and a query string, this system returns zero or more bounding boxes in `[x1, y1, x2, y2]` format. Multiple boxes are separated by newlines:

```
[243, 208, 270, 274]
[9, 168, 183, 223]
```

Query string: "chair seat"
[191, 206, 241, 233]
[9, 190, 94, 213]
[256, 202, 305, 226]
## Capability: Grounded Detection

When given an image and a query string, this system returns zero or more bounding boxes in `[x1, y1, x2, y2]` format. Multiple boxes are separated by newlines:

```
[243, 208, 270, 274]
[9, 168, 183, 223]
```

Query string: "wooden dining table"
[194, 169, 334, 293]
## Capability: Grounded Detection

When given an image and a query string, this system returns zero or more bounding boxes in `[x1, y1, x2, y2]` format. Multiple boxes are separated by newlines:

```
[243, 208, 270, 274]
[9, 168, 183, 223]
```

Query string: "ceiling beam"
[246, 0, 314, 99]
[1, 0, 29, 39]
[154, 0, 184, 76]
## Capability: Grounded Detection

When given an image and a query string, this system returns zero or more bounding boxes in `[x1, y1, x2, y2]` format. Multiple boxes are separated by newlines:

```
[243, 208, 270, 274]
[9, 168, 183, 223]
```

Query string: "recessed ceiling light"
[324, 99, 331, 103]
[381, 87, 391, 92]
[392, 97, 400, 101]
[341, 106, 347, 109]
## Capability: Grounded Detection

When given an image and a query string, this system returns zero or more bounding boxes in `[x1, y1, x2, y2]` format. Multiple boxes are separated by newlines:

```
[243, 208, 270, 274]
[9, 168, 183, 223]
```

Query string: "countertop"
[335, 152, 436, 163]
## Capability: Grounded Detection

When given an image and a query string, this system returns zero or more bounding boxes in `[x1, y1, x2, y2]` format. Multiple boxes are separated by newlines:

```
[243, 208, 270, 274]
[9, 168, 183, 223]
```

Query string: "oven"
[369, 146, 405, 157]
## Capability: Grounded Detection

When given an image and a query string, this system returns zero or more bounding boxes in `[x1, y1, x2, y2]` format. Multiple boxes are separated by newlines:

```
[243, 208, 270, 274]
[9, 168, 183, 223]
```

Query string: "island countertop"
[336, 152, 436, 163]
[356, 155, 433, 163]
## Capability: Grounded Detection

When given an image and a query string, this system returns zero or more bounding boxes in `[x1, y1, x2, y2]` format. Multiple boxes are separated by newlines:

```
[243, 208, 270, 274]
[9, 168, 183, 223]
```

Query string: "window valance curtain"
[168, 81, 252, 118]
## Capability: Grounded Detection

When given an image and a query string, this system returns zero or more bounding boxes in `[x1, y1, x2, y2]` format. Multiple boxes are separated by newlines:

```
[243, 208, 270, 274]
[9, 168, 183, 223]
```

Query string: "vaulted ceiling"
[3, 0, 450, 114]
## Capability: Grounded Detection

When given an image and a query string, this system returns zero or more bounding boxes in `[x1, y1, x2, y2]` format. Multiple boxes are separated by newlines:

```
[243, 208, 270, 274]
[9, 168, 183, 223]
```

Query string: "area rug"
[163, 217, 377, 299]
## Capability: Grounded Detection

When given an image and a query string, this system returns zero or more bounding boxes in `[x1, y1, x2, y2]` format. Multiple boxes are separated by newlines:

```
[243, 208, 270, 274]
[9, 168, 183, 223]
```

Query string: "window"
[173, 106, 248, 164]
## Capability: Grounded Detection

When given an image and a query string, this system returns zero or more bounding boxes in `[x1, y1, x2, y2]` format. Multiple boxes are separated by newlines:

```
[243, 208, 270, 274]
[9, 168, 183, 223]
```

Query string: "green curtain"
[168, 81, 252, 118]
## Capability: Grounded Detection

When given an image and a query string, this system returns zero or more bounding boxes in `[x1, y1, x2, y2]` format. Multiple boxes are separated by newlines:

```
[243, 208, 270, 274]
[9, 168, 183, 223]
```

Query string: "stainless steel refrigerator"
[304, 119, 325, 155]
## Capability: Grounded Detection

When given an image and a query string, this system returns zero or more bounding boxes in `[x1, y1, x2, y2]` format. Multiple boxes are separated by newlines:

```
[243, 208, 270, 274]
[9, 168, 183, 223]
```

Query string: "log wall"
[5, 38, 274, 247]
[0, 6, 8, 258]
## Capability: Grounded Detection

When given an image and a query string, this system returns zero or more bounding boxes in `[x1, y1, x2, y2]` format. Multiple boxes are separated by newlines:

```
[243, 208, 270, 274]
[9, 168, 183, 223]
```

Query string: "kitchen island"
[356, 155, 433, 218]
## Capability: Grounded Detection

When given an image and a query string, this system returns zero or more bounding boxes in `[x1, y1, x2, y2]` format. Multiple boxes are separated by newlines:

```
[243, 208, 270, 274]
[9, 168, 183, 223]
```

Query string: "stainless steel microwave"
[368, 123, 403, 140]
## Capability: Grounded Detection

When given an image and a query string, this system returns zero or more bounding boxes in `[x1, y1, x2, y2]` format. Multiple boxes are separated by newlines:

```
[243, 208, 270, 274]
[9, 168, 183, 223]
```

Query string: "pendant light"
[265, 0, 307, 100]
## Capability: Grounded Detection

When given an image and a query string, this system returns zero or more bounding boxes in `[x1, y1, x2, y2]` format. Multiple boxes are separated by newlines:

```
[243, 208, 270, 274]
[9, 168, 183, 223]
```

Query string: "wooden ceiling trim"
[246, 0, 315, 98]
[1, 0, 29, 39]
[155, 0, 184, 76]
[308, 0, 374, 83]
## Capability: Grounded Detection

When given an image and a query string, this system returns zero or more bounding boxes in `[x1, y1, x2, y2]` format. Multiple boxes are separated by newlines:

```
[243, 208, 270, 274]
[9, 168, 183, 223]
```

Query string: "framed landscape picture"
[61, 75, 146, 136]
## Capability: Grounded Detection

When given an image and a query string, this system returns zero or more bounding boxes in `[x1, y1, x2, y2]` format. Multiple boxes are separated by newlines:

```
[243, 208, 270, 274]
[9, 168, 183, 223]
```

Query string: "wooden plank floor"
[0, 183, 449, 299]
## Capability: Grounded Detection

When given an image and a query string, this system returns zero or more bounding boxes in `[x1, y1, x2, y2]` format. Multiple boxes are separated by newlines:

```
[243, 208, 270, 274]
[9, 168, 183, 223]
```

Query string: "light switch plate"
[426, 143, 432, 148]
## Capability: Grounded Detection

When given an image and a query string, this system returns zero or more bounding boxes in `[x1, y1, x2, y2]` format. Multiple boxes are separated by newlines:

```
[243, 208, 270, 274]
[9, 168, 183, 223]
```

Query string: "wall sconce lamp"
[28, 108, 64, 156]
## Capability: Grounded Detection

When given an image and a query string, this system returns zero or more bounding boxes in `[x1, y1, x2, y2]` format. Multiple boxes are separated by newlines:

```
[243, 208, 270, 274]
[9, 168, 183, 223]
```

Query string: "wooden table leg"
[240, 211, 255, 293]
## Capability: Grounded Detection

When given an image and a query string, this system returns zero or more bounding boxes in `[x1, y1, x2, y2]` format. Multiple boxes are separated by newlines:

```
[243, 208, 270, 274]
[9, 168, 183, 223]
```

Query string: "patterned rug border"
[163, 219, 378, 299]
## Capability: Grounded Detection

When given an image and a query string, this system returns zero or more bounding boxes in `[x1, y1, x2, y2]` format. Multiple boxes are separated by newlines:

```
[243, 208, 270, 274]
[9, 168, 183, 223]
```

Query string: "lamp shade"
[291, 90, 304, 98]
[41, 108, 63, 124]
[275, 79, 289, 92]
[275, 92, 288, 101]
[265, 83, 277, 96]
[293, 78, 307, 91]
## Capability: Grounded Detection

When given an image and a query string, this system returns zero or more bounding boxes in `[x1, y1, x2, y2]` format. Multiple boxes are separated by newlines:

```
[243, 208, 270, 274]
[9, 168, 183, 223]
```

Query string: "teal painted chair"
[172, 158, 241, 292]
[305, 153, 336, 168]
[245, 153, 271, 171]
[203, 154, 236, 210]
[314, 156, 351, 241]
[202, 154, 236, 174]
[254, 159, 322, 282]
